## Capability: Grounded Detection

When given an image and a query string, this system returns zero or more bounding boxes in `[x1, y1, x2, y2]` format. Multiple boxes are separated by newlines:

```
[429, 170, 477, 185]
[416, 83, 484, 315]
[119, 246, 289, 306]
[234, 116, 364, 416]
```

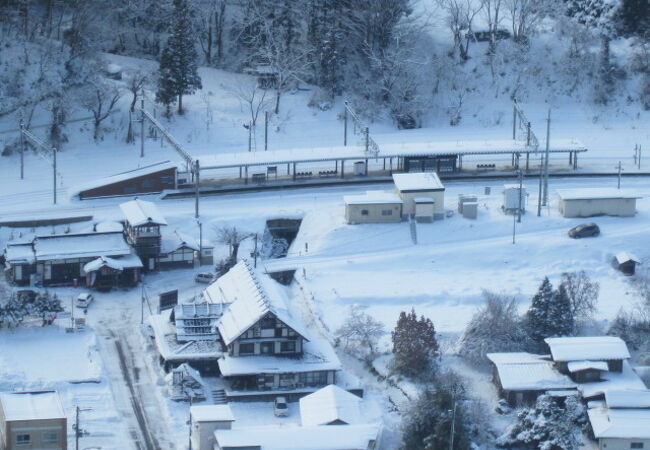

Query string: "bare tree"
[224, 78, 271, 128]
[559, 271, 599, 324]
[82, 81, 122, 141]
[214, 225, 252, 262]
[437, 0, 483, 60]
[504, 0, 546, 44]
[335, 306, 385, 363]
[480, 0, 505, 55]
[196, 0, 227, 66]
[126, 70, 149, 112]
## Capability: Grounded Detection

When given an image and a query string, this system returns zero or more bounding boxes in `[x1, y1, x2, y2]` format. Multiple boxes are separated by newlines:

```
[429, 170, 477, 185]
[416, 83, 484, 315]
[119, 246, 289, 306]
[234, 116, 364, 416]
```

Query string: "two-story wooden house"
[119, 199, 167, 271]
[212, 261, 341, 399]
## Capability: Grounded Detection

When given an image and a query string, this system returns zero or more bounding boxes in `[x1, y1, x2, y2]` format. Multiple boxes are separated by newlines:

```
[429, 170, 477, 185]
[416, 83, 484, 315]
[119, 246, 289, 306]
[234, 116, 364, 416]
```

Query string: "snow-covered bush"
[459, 291, 530, 366]
[497, 394, 583, 449]
[335, 306, 385, 364]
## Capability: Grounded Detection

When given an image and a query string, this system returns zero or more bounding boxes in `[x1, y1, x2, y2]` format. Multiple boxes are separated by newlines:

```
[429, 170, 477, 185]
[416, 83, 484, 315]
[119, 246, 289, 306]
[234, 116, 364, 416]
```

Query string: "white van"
[76, 293, 94, 308]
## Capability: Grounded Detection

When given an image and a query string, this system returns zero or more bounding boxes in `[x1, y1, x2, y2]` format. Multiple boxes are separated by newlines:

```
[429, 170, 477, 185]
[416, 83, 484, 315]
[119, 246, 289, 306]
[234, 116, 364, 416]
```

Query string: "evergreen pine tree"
[526, 277, 554, 348]
[549, 283, 575, 337]
[156, 0, 202, 115]
[391, 308, 439, 378]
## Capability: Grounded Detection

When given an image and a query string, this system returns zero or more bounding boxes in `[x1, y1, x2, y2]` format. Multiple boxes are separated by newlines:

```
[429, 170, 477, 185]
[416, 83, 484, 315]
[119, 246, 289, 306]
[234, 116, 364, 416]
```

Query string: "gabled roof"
[544, 336, 631, 362]
[567, 360, 609, 373]
[120, 199, 167, 227]
[588, 404, 650, 439]
[605, 389, 650, 409]
[214, 424, 380, 450]
[0, 391, 66, 421]
[486, 352, 577, 391]
[580, 361, 646, 398]
[161, 230, 200, 254]
[4, 243, 35, 264]
[300, 385, 362, 426]
[83, 254, 143, 273]
[392, 172, 444, 192]
[34, 231, 131, 260]
[615, 251, 640, 265]
[215, 261, 309, 346]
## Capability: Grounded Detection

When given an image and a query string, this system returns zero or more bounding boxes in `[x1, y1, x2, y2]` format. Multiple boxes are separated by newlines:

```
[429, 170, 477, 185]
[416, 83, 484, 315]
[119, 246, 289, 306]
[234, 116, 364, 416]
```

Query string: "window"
[280, 341, 296, 352]
[381, 209, 393, 216]
[123, 185, 137, 194]
[260, 316, 275, 329]
[239, 343, 255, 355]
[261, 342, 274, 354]
[161, 175, 175, 185]
[42, 431, 59, 444]
[16, 434, 31, 446]
[631, 444, 644, 449]
[361, 209, 369, 216]
[299, 371, 328, 387]
[279, 373, 295, 388]
[142, 179, 155, 188]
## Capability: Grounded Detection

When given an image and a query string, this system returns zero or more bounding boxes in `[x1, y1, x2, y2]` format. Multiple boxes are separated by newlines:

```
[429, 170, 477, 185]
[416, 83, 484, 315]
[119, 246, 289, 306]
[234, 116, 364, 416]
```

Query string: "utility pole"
[19, 119, 25, 180]
[248, 121, 252, 152]
[194, 159, 200, 218]
[75, 406, 80, 450]
[140, 283, 145, 325]
[264, 111, 269, 151]
[198, 220, 203, 265]
[344, 107, 348, 146]
[512, 103, 517, 140]
[140, 97, 145, 158]
[638, 145, 642, 170]
[537, 154, 543, 217]
[542, 109, 551, 206]
[449, 400, 457, 450]
[252, 233, 258, 268]
[364, 127, 369, 154]
[517, 170, 523, 223]
[616, 161, 622, 189]
[52, 147, 57, 205]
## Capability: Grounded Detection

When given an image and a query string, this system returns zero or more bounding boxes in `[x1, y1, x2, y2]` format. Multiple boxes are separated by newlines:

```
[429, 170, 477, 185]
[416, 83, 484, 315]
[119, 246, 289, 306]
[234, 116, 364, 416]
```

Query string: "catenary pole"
[264, 111, 268, 151]
[52, 147, 57, 205]
[140, 97, 145, 157]
[19, 119, 25, 179]
[542, 109, 551, 206]
[537, 154, 543, 217]
[344, 107, 348, 146]
[194, 159, 200, 218]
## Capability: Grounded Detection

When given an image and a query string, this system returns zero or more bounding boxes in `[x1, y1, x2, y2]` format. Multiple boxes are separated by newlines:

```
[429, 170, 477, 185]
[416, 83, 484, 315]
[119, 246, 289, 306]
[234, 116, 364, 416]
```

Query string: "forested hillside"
[1, 0, 649, 152]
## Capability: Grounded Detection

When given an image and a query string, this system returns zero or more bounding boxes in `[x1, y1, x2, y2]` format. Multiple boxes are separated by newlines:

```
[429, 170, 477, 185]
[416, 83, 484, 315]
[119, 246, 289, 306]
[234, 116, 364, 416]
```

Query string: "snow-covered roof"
[545, 336, 631, 362]
[94, 221, 125, 233]
[120, 199, 167, 227]
[605, 390, 650, 409]
[580, 361, 646, 398]
[615, 251, 640, 265]
[215, 261, 309, 346]
[196, 139, 586, 170]
[4, 243, 35, 264]
[161, 230, 200, 254]
[83, 254, 143, 273]
[299, 385, 362, 426]
[190, 404, 234, 423]
[567, 360, 609, 373]
[557, 188, 641, 201]
[174, 302, 224, 320]
[392, 172, 444, 192]
[343, 191, 403, 205]
[218, 339, 341, 376]
[214, 424, 380, 450]
[70, 160, 176, 198]
[149, 312, 223, 361]
[486, 352, 577, 391]
[0, 391, 66, 421]
[34, 231, 131, 260]
[588, 404, 650, 439]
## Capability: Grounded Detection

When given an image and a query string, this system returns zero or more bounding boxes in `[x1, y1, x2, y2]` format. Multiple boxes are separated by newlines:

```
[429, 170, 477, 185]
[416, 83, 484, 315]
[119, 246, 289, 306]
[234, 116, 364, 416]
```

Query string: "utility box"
[458, 195, 478, 214]
[462, 202, 478, 219]
[503, 184, 527, 214]
[353, 161, 366, 176]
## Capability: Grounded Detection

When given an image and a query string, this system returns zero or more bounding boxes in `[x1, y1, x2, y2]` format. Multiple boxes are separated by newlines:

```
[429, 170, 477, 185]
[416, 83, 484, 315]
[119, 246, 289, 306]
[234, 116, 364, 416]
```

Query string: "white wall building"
[557, 189, 641, 218]
[392, 172, 445, 219]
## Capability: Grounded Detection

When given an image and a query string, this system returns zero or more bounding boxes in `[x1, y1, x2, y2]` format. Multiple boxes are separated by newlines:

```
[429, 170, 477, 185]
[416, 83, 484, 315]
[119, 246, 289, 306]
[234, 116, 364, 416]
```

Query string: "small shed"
[190, 405, 234, 450]
[343, 191, 403, 224]
[557, 189, 641, 218]
[613, 252, 640, 276]
[503, 184, 527, 214]
[299, 385, 362, 427]
[393, 172, 445, 219]
[83, 254, 142, 290]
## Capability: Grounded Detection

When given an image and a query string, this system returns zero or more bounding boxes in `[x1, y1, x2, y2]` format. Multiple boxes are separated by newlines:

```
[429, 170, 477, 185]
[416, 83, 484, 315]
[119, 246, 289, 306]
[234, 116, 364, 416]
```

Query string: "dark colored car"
[568, 223, 600, 239]
[466, 29, 512, 42]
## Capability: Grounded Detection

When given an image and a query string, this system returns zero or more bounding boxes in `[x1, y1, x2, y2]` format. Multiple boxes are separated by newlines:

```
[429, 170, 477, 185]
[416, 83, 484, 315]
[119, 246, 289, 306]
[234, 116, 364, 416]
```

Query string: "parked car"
[466, 29, 511, 42]
[76, 293, 94, 308]
[568, 223, 600, 239]
[274, 396, 289, 417]
[195, 272, 215, 284]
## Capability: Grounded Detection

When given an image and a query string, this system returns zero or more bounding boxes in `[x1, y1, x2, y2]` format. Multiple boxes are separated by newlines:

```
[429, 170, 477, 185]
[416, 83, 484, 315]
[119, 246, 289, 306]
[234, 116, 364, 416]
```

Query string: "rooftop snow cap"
[119, 198, 168, 227]
[0, 391, 66, 421]
[299, 384, 362, 426]
[392, 172, 444, 192]
[544, 336, 631, 362]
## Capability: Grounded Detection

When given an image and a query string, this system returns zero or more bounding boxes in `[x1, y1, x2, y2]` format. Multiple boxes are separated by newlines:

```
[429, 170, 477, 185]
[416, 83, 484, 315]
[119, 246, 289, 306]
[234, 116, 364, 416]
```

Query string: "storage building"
[0, 391, 67, 450]
[190, 404, 234, 450]
[392, 172, 445, 219]
[343, 191, 403, 224]
[557, 189, 641, 218]
[613, 252, 640, 276]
